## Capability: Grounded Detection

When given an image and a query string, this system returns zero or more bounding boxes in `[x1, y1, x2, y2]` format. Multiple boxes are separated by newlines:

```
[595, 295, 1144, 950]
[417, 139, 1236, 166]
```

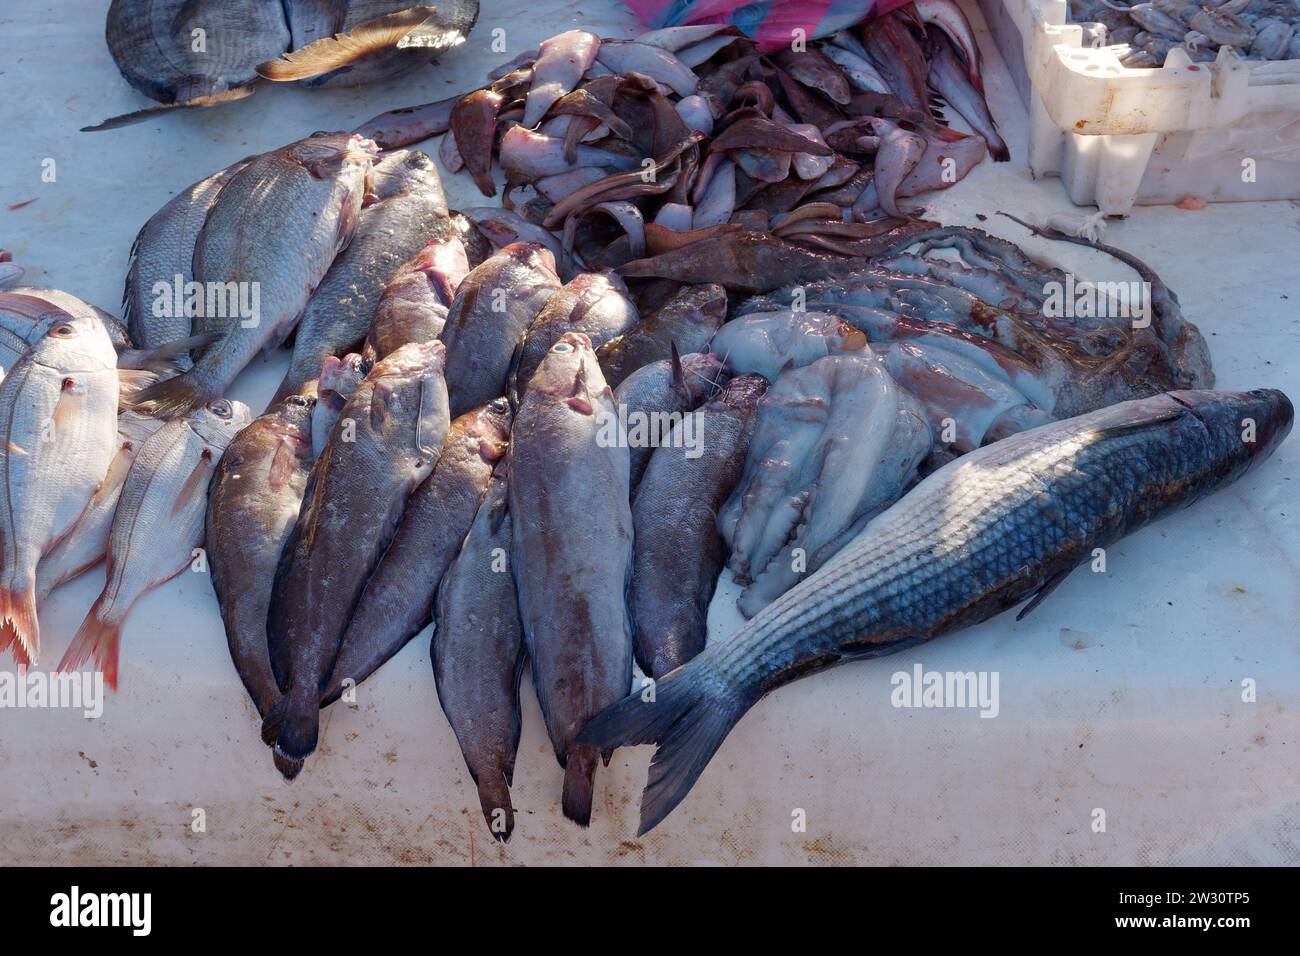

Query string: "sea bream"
[58, 398, 251, 688]
[132, 132, 378, 418]
[0, 301, 119, 668]
[364, 236, 470, 361]
[266, 341, 449, 779]
[581, 387, 1294, 834]
[509, 332, 633, 825]
[207, 395, 316, 719]
[322, 397, 511, 705]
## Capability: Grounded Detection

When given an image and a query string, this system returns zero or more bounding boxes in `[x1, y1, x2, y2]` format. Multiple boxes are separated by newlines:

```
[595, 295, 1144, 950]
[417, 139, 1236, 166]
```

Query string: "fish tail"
[561, 746, 600, 827]
[129, 371, 213, 419]
[0, 583, 40, 667]
[260, 696, 287, 746]
[578, 658, 752, 835]
[476, 772, 516, 842]
[57, 595, 121, 689]
[272, 690, 319, 781]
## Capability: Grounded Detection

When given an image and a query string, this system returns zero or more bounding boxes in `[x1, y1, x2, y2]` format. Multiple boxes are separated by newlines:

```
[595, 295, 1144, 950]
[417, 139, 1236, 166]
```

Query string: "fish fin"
[0, 585, 39, 667]
[82, 87, 257, 132]
[1087, 408, 1186, 441]
[52, 377, 79, 433]
[577, 657, 753, 835]
[476, 771, 516, 842]
[128, 372, 211, 419]
[117, 333, 218, 372]
[1015, 569, 1073, 622]
[171, 448, 215, 518]
[255, 7, 438, 83]
[273, 749, 305, 781]
[261, 696, 288, 746]
[561, 746, 599, 827]
[0, 621, 30, 670]
[267, 439, 298, 491]
[57, 594, 121, 689]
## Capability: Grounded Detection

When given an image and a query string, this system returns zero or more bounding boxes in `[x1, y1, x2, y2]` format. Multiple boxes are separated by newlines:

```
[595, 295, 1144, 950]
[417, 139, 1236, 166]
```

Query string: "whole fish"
[275, 148, 449, 401]
[926, 37, 1010, 162]
[596, 283, 726, 388]
[266, 341, 449, 778]
[581, 387, 1294, 834]
[439, 242, 560, 417]
[365, 237, 470, 361]
[523, 30, 601, 128]
[452, 89, 508, 196]
[862, 14, 932, 114]
[511, 271, 639, 396]
[311, 353, 369, 456]
[498, 127, 639, 181]
[596, 41, 699, 98]
[614, 350, 730, 492]
[630, 374, 767, 677]
[0, 305, 119, 668]
[133, 132, 377, 418]
[323, 397, 511, 705]
[355, 93, 458, 150]
[870, 117, 927, 219]
[433, 466, 525, 841]
[58, 398, 251, 687]
[509, 332, 633, 825]
[35, 411, 167, 606]
[207, 395, 316, 719]
[124, 158, 249, 358]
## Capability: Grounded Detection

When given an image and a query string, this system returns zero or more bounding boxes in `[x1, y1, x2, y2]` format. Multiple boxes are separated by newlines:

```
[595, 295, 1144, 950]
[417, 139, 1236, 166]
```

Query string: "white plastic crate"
[978, 0, 1300, 214]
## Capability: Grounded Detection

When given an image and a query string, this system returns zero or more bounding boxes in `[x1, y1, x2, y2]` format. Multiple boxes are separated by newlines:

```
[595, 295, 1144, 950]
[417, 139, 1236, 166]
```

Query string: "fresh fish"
[499, 126, 639, 181]
[133, 132, 377, 418]
[265, 341, 449, 777]
[0, 304, 119, 668]
[324, 397, 511, 704]
[862, 14, 933, 114]
[207, 395, 316, 718]
[582, 387, 1294, 833]
[630, 374, 767, 677]
[365, 236, 470, 361]
[433, 466, 525, 841]
[596, 41, 699, 98]
[926, 37, 1010, 162]
[820, 43, 891, 94]
[709, 309, 869, 379]
[124, 158, 249, 359]
[58, 398, 251, 687]
[275, 148, 449, 401]
[35, 411, 167, 606]
[354, 93, 458, 149]
[772, 48, 851, 104]
[462, 206, 569, 264]
[439, 242, 561, 417]
[614, 351, 729, 491]
[511, 271, 639, 396]
[257, 2, 480, 88]
[452, 88, 508, 196]
[523, 30, 601, 128]
[870, 118, 927, 219]
[596, 283, 726, 388]
[914, 0, 988, 92]
[509, 332, 634, 825]
[311, 353, 369, 455]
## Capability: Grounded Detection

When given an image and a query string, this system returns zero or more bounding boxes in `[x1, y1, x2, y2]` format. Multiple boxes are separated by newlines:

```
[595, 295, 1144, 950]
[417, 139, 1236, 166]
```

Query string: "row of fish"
[92, 0, 480, 129]
[1069, 0, 1300, 67]
[355, 4, 1010, 285]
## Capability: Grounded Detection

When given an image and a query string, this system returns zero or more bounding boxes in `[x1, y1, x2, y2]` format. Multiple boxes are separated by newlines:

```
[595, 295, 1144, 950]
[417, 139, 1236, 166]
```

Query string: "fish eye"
[50, 323, 77, 338]
[490, 397, 509, 412]
[552, 342, 573, 353]
[208, 399, 233, 419]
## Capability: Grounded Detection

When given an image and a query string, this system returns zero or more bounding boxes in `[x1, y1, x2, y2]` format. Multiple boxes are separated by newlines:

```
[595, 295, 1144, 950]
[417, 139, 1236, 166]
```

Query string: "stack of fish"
[0, 285, 250, 688]
[1068, 0, 1300, 67]
[89, 0, 480, 129]
[358, 2, 1011, 282]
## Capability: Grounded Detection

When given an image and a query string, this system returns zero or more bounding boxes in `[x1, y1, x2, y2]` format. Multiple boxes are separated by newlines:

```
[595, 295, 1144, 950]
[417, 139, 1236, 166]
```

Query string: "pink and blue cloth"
[623, 0, 912, 51]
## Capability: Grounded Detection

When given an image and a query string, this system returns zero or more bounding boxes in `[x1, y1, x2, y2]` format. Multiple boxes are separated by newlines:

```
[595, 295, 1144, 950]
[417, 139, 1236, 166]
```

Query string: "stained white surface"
[0, 0, 1297, 865]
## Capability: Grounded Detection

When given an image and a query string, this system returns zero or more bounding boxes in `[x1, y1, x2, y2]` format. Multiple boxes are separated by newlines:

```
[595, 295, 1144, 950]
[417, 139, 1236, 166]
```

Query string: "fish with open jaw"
[509, 332, 633, 825]
[511, 271, 639, 398]
[581, 387, 1294, 834]
[365, 236, 470, 361]
[124, 158, 250, 359]
[57, 398, 251, 688]
[433, 466, 525, 841]
[322, 397, 511, 705]
[207, 395, 316, 719]
[35, 410, 169, 607]
[630, 373, 767, 677]
[132, 132, 377, 418]
[0, 303, 119, 669]
[439, 242, 560, 417]
[275, 148, 449, 401]
[265, 341, 449, 779]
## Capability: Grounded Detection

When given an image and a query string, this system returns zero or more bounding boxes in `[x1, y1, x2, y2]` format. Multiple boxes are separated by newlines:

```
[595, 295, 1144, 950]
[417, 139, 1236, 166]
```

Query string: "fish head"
[189, 397, 253, 447]
[290, 132, 381, 180]
[501, 241, 559, 280]
[463, 397, 514, 465]
[373, 339, 448, 383]
[411, 238, 471, 304]
[713, 372, 770, 411]
[1173, 388, 1294, 475]
[318, 353, 369, 404]
[369, 148, 442, 202]
[676, 351, 731, 404]
[24, 305, 118, 371]
[528, 332, 608, 413]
